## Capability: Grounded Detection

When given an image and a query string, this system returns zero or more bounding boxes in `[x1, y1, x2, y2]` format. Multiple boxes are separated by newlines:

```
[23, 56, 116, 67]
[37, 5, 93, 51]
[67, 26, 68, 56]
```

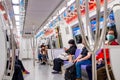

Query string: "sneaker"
[23, 70, 30, 74]
[41, 62, 46, 65]
[51, 71, 62, 74]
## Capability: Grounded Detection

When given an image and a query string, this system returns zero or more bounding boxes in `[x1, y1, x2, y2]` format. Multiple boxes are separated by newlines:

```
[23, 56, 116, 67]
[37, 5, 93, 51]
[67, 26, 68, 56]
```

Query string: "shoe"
[51, 71, 62, 74]
[41, 62, 46, 65]
[23, 70, 30, 74]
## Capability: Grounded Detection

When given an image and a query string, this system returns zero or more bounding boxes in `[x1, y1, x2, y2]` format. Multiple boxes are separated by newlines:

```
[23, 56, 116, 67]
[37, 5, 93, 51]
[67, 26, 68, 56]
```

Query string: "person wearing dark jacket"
[12, 65, 24, 80]
[52, 39, 77, 74]
[74, 42, 92, 80]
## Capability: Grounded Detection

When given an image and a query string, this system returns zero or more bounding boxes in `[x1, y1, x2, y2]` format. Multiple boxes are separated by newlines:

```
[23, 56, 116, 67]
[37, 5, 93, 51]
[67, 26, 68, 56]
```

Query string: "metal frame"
[75, 0, 108, 80]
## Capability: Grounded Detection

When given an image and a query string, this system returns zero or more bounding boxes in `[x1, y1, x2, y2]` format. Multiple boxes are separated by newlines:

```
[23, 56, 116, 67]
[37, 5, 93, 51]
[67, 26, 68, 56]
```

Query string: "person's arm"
[74, 54, 82, 62]
[64, 47, 68, 51]
[77, 52, 92, 62]
[96, 49, 103, 60]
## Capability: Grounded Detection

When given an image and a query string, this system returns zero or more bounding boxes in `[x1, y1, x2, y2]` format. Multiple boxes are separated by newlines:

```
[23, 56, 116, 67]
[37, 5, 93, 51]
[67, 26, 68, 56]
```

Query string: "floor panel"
[23, 60, 64, 80]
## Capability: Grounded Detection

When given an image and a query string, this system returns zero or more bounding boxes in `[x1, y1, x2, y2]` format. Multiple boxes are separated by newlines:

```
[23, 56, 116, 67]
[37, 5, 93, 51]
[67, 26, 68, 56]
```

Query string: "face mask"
[106, 34, 115, 41]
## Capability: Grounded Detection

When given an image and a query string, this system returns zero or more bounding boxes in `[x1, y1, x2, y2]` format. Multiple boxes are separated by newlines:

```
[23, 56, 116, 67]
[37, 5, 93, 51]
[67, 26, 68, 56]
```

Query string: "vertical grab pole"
[32, 25, 36, 67]
[33, 35, 35, 67]
[75, 0, 108, 80]
[50, 37, 54, 60]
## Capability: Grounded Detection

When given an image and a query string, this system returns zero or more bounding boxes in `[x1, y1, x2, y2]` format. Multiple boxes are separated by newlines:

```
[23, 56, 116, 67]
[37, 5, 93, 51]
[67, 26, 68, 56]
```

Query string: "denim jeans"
[76, 60, 91, 78]
[86, 63, 105, 80]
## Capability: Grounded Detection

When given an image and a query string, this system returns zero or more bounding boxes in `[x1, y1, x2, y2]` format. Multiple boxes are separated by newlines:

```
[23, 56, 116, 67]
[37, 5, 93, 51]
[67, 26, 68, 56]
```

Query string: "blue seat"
[63, 48, 101, 80]
[74, 49, 82, 59]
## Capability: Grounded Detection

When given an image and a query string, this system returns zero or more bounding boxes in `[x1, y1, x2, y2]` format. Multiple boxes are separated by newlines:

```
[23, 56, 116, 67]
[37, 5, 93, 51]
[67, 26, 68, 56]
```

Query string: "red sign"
[65, 0, 111, 24]
[0, 3, 8, 20]
[44, 29, 54, 36]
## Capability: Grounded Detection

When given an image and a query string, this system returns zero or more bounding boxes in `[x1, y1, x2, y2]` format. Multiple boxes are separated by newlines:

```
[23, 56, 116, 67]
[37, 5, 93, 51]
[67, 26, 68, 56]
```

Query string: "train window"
[107, 11, 117, 39]
[72, 26, 82, 44]
[91, 11, 118, 40]
[75, 35, 82, 44]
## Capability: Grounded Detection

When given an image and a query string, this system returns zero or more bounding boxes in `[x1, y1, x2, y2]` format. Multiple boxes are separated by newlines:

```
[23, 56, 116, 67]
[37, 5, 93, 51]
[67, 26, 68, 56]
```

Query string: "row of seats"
[63, 49, 89, 80]
[48, 48, 100, 80]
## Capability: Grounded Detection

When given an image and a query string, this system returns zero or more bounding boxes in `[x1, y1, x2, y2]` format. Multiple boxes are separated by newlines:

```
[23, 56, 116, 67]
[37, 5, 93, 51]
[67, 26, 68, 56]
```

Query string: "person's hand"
[76, 59, 82, 62]
[98, 58, 103, 62]
[74, 59, 77, 63]
[64, 47, 68, 51]
[97, 58, 103, 64]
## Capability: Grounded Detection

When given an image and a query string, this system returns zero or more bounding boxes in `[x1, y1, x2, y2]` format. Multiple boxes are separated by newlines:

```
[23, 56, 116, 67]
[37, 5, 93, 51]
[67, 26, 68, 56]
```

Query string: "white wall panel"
[59, 21, 73, 48]
[109, 46, 120, 80]
[20, 38, 33, 59]
[0, 19, 7, 79]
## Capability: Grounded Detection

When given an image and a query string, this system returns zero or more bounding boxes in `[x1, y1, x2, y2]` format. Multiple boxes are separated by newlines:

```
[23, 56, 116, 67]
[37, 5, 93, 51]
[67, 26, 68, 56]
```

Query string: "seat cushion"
[64, 61, 69, 64]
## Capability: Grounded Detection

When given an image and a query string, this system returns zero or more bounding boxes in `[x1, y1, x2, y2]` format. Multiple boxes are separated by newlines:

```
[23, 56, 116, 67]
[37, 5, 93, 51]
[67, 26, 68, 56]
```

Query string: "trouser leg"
[86, 64, 92, 80]
[76, 60, 91, 78]
[97, 66, 107, 80]
[12, 65, 24, 80]
[16, 59, 25, 71]
[53, 58, 63, 71]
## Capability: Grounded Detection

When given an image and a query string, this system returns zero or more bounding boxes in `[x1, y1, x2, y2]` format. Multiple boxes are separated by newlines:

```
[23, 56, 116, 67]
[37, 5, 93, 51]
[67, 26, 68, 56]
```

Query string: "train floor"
[23, 60, 64, 80]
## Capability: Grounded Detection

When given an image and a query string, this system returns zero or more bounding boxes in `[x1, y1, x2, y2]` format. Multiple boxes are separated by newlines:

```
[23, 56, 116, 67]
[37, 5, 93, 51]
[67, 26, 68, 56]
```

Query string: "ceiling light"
[15, 15, 20, 21]
[13, 5, 20, 14]
[59, 6, 67, 15]
[16, 22, 20, 25]
[16, 26, 20, 28]
[67, 0, 75, 6]
[12, 0, 20, 4]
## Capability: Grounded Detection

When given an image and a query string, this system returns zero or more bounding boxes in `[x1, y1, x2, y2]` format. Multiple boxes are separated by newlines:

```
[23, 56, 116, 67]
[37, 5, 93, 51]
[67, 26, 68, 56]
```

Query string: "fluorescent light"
[67, 0, 75, 6]
[16, 26, 20, 28]
[12, 0, 19, 4]
[17, 28, 20, 32]
[59, 6, 67, 15]
[16, 22, 20, 25]
[10, 25, 13, 29]
[13, 5, 20, 14]
[15, 15, 20, 21]
[44, 26, 47, 29]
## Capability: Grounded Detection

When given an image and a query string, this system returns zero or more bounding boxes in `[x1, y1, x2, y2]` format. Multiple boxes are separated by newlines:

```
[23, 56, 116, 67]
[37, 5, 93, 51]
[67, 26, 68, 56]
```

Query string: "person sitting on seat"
[11, 56, 29, 80]
[40, 45, 48, 65]
[37, 47, 42, 63]
[86, 29, 119, 80]
[74, 41, 92, 80]
[12, 65, 24, 80]
[15, 57, 30, 74]
[52, 39, 77, 74]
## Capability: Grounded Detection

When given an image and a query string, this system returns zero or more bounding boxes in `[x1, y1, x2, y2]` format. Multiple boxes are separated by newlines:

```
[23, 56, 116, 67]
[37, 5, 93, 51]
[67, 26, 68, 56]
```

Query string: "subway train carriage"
[0, 0, 120, 80]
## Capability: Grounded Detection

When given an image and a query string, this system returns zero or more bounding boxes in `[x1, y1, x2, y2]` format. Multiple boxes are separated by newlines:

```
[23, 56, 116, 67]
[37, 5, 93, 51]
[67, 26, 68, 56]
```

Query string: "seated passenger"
[86, 29, 119, 80]
[52, 39, 77, 74]
[15, 57, 30, 74]
[40, 45, 48, 65]
[37, 47, 42, 63]
[12, 65, 24, 80]
[74, 42, 92, 80]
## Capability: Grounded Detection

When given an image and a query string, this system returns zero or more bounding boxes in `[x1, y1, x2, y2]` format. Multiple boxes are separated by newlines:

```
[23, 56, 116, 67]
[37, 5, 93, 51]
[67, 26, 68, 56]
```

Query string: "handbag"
[63, 62, 74, 70]
[58, 52, 69, 60]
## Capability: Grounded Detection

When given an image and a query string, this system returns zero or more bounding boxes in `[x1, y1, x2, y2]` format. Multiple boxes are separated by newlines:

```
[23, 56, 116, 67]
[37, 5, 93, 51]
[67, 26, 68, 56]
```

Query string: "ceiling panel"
[23, 0, 65, 35]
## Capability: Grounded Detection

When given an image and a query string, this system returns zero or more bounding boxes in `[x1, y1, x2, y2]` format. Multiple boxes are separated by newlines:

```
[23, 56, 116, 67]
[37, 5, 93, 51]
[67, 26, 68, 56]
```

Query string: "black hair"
[108, 28, 117, 39]
[68, 39, 75, 45]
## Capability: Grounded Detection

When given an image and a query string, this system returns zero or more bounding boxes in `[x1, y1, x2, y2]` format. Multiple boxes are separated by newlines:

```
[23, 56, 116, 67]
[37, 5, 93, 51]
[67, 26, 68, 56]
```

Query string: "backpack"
[64, 64, 76, 80]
